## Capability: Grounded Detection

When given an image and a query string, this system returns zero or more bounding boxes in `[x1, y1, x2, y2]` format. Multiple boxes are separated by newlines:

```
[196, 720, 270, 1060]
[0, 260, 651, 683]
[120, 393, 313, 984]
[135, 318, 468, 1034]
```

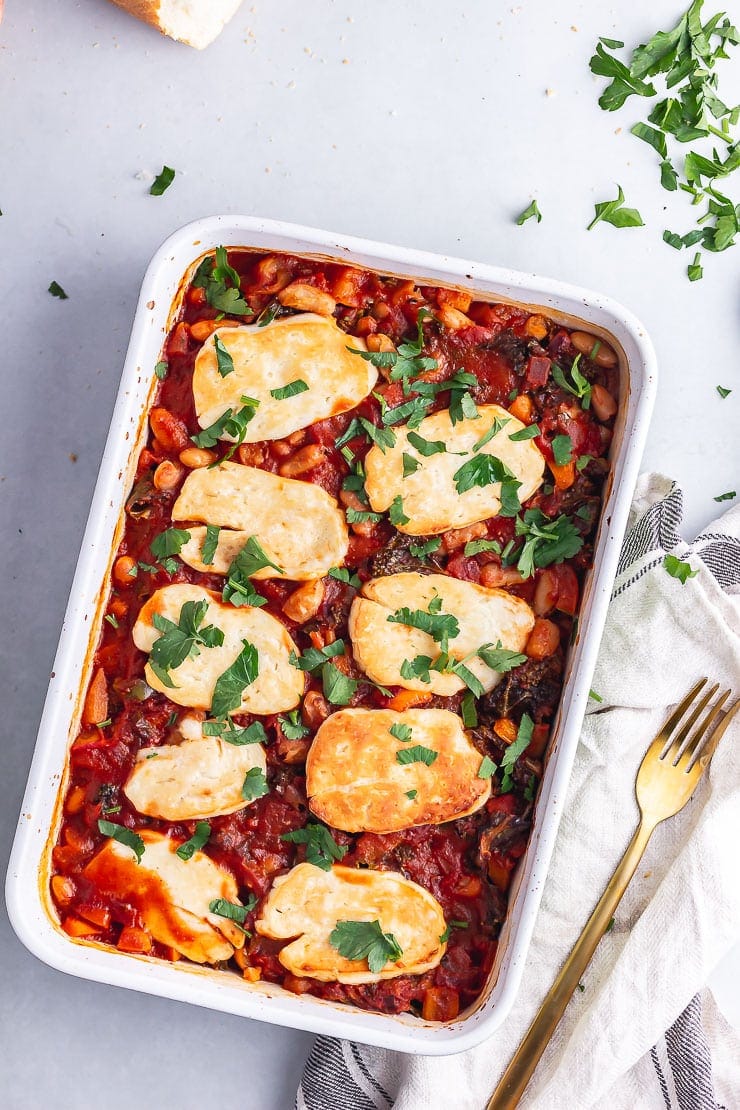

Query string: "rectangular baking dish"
[6, 215, 656, 1055]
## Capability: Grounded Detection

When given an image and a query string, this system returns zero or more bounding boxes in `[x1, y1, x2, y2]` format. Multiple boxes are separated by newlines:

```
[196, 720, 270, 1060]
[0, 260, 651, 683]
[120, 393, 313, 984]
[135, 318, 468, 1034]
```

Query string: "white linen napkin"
[296, 474, 740, 1110]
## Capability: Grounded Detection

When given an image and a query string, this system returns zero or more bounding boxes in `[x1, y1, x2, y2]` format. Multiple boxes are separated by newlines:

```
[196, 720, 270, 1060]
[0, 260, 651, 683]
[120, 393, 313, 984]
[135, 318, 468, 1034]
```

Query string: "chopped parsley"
[714, 490, 736, 502]
[346, 507, 383, 524]
[687, 252, 704, 281]
[48, 280, 68, 300]
[407, 431, 447, 456]
[477, 755, 497, 779]
[192, 247, 252, 316]
[289, 640, 345, 672]
[329, 919, 403, 973]
[716, 385, 731, 398]
[97, 819, 145, 864]
[663, 554, 699, 584]
[396, 744, 438, 766]
[214, 334, 235, 378]
[476, 641, 528, 671]
[222, 541, 281, 607]
[552, 355, 592, 408]
[270, 379, 309, 400]
[209, 896, 256, 927]
[409, 537, 442, 558]
[148, 600, 224, 688]
[150, 527, 191, 565]
[349, 309, 437, 394]
[104, 613, 119, 629]
[389, 723, 413, 742]
[322, 663, 358, 705]
[508, 423, 540, 441]
[191, 396, 260, 459]
[281, 823, 347, 871]
[500, 714, 534, 791]
[405, 789, 418, 800]
[202, 718, 267, 745]
[474, 416, 510, 451]
[279, 710, 310, 740]
[460, 691, 478, 728]
[201, 524, 221, 567]
[516, 200, 543, 225]
[154, 360, 168, 381]
[514, 510, 583, 579]
[587, 184, 645, 230]
[241, 767, 269, 802]
[453, 454, 522, 514]
[387, 600, 460, 652]
[210, 639, 259, 716]
[388, 495, 410, 526]
[150, 165, 175, 196]
[439, 920, 469, 944]
[589, 688, 604, 703]
[328, 566, 362, 588]
[551, 434, 574, 466]
[463, 537, 501, 556]
[403, 452, 421, 477]
[176, 821, 211, 861]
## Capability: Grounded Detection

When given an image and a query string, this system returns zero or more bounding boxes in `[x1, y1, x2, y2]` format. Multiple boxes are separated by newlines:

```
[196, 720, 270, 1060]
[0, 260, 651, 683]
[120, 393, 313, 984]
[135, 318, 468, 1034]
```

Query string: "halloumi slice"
[255, 863, 446, 983]
[363, 403, 545, 534]
[192, 314, 376, 442]
[132, 583, 304, 713]
[172, 462, 348, 579]
[123, 713, 267, 821]
[84, 829, 245, 964]
[306, 707, 490, 832]
[349, 572, 534, 696]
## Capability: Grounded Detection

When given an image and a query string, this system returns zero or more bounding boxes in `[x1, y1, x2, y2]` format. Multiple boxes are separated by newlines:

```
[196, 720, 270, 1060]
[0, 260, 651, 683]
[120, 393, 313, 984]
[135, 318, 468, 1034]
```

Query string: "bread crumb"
[615, 127, 622, 134]
[545, 88, 555, 97]
[342, 58, 350, 64]
[69, 453, 78, 463]
[571, 25, 578, 31]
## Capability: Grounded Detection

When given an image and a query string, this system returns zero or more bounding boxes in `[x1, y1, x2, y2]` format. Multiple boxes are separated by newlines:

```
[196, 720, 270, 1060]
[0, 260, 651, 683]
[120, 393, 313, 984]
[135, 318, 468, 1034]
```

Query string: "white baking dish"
[5, 216, 656, 1055]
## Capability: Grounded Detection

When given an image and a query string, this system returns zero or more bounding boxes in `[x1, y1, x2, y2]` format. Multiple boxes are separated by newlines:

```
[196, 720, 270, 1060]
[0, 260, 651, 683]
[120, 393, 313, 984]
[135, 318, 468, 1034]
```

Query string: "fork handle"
[486, 818, 657, 1110]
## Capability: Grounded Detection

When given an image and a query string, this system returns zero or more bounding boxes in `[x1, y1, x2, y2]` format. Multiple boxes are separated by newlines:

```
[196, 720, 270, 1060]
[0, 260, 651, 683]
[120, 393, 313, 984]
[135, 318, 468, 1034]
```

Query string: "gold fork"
[487, 678, 738, 1110]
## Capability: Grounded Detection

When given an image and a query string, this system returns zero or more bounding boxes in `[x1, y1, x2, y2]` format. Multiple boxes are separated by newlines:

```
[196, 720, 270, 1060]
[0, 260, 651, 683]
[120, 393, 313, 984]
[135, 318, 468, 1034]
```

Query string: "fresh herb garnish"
[388, 602, 460, 652]
[687, 252, 704, 280]
[500, 713, 534, 791]
[278, 710, 310, 740]
[176, 821, 211, 861]
[587, 185, 645, 230]
[663, 553, 699, 583]
[151, 527, 191, 565]
[477, 755, 497, 779]
[191, 396, 260, 459]
[201, 525, 221, 567]
[552, 355, 592, 409]
[270, 379, 309, 400]
[439, 920, 469, 943]
[212, 334, 235, 378]
[453, 454, 522, 515]
[396, 744, 438, 766]
[289, 640, 345, 672]
[389, 723, 413, 742]
[241, 767, 269, 802]
[409, 537, 442, 558]
[97, 819, 145, 864]
[716, 385, 731, 398]
[551, 434, 574, 466]
[154, 360, 168, 381]
[104, 613, 119, 629]
[329, 919, 403, 973]
[322, 663, 358, 706]
[476, 641, 528, 672]
[202, 718, 267, 745]
[48, 280, 69, 299]
[209, 896, 256, 926]
[407, 431, 447, 456]
[461, 691, 478, 728]
[464, 537, 502, 556]
[516, 200, 542, 225]
[714, 490, 736, 501]
[359, 416, 396, 453]
[389, 495, 410, 526]
[346, 507, 383, 524]
[150, 165, 175, 196]
[508, 423, 540, 441]
[402, 452, 421, 477]
[514, 509, 584, 578]
[281, 823, 347, 871]
[149, 600, 224, 688]
[222, 538, 282, 610]
[210, 639, 259, 716]
[405, 789, 418, 800]
[589, 688, 604, 702]
[474, 416, 510, 451]
[328, 566, 362, 589]
[193, 247, 252, 316]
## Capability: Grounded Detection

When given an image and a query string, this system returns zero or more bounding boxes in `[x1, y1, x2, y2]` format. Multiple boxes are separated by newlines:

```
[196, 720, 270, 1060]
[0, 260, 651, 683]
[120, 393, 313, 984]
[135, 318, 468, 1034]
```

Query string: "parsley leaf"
[687, 251, 704, 280]
[387, 603, 460, 651]
[551, 354, 592, 408]
[461, 691, 478, 727]
[500, 714, 534, 790]
[463, 538, 501, 556]
[508, 423, 540, 442]
[281, 823, 347, 871]
[630, 121, 668, 156]
[405, 789, 418, 800]
[214, 334, 235, 378]
[97, 819, 145, 864]
[587, 185, 645, 230]
[474, 416, 510, 451]
[516, 200, 542, 225]
[714, 490, 736, 502]
[176, 821, 211, 861]
[289, 640, 345, 672]
[270, 379, 309, 400]
[191, 396, 260, 457]
[389, 495, 410, 526]
[477, 755, 497, 779]
[716, 385, 731, 398]
[346, 507, 383, 524]
[389, 723, 413, 742]
[396, 744, 438, 766]
[193, 248, 252, 316]
[409, 537, 442, 558]
[329, 919, 403, 973]
[151, 527, 191, 564]
[241, 767, 269, 802]
[514, 509, 584, 578]
[210, 639, 259, 716]
[476, 641, 528, 672]
[589, 41, 656, 110]
[328, 566, 362, 588]
[453, 453, 518, 496]
[149, 600, 224, 688]
[154, 360, 169, 380]
[150, 165, 175, 196]
[359, 416, 396, 453]
[663, 553, 699, 583]
[209, 896, 256, 927]
[48, 280, 68, 300]
[551, 434, 574, 466]
[407, 431, 447, 456]
[223, 536, 283, 590]
[201, 524, 221, 567]
[279, 710, 310, 739]
[402, 452, 421, 477]
[322, 662, 358, 705]
[202, 718, 267, 745]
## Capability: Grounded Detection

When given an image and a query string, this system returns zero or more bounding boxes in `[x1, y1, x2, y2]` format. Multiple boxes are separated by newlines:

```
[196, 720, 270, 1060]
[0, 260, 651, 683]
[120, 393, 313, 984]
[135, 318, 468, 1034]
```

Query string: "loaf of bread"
[108, 0, 243, 49]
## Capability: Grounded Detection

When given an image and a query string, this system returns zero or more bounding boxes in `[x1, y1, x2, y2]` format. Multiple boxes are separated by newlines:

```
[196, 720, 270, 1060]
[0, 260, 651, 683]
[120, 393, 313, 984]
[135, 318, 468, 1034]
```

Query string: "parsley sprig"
[149, 600, 224, 689]
[281, 823, 347, 871]
[514, 510, 584, 579]
[329, 920, 403, 973]
[192, 396, 260, 461]
[192, 246, 252, 315]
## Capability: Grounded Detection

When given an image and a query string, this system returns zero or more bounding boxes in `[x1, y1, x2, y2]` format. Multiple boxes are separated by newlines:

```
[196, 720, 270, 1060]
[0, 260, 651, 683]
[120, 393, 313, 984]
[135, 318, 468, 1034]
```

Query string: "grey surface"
[1, 2, 739, 1108]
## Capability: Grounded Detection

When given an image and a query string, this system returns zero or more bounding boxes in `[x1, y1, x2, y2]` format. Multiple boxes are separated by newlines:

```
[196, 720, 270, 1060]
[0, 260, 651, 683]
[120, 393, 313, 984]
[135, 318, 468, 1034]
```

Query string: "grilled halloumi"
[192, 315, 376, 442]
[306, 708, 490, 832]
[172, 462, 348, 580]
[84, 830, 245, 963]
[132, 584, 304, 713]
[123, 713, 267, 821]
[255, 863, 447, 983]
[349, 572, 534, 696]
[363, 403, 545, 534]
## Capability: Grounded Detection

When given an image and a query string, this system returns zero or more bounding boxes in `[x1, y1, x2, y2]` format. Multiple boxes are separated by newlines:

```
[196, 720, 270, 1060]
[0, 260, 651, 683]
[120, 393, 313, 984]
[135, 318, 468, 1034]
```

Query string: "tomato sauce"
[50, 250, 616, 1020]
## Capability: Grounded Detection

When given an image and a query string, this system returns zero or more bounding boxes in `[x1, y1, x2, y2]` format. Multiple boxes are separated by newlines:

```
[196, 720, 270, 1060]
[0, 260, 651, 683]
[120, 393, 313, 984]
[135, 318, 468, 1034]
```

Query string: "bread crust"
[107, 0, 243, 49]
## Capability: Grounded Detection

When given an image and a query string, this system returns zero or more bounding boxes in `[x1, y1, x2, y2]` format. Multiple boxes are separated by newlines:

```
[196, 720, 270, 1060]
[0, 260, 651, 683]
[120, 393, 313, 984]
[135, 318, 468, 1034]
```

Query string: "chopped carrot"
[387, 689, 433, 712]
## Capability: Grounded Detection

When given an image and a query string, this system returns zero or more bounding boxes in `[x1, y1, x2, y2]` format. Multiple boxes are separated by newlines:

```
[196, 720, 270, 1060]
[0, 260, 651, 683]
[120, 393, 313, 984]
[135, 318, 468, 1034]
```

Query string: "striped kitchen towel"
[296, 474, 740, 1110]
